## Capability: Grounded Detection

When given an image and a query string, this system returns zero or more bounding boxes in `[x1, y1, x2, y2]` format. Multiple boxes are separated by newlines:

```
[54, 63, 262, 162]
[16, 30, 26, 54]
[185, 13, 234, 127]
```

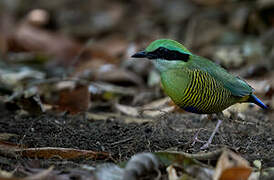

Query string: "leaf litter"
[0, 0, 274, 179]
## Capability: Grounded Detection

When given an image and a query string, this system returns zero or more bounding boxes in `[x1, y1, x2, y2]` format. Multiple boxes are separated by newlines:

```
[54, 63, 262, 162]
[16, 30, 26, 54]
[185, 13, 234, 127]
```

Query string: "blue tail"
[249, 94, 268, 109]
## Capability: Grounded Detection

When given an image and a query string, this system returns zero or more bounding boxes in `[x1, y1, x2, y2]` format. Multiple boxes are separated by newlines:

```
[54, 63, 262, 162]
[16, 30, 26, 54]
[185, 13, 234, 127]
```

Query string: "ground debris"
[0, 0, 273, 179]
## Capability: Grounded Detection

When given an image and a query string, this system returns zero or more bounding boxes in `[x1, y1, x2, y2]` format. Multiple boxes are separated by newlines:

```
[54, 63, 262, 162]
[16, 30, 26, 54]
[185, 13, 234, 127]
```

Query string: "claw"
[191, 128, 206, 146]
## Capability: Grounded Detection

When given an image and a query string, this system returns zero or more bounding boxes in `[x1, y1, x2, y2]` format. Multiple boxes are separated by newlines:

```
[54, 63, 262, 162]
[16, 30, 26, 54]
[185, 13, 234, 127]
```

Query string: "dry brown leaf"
[0, 33, 7, 55]
[11, 21, 81, 64]
[219, 167, 253, 180]
[0, 13, 14, 55]
[19, 147, 109, 160]
[0, 140, 25, 151]
[0, 140, 109, 160]
[214, 149, 252, 180]
[57, 85, 90, 114]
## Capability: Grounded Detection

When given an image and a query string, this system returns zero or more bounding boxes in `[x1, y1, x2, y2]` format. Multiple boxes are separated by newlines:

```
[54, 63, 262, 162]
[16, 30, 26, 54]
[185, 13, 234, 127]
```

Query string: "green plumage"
[161, 67, 237, 113]
[160, 54, 254, 113]
[188, 55, 254, 97]
[132, 39, 267, 114]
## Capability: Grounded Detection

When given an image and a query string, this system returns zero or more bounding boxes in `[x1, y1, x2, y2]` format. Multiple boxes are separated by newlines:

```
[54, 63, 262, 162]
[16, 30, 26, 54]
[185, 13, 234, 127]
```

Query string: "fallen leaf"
[219, 167, 252, 180]
[0, 12, 14, 55]
[155, 151, 203, 168]
[19, 147, 110, 160]
[141, 97, 175, 117]
[115, 104, 139, 117]
[0, 140, 24, 151]
[11, 20, 81, 65]
[0, 141, 110, 160]
[213, 149, 252, 180]
[58, 85, 90, 114]
[156, 151, 216, 180]
[0, 67, 45, 88]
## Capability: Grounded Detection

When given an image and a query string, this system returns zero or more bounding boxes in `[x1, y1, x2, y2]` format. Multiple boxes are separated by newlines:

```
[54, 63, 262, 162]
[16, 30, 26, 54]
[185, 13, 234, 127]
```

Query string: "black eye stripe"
[147, 47, 189, 62]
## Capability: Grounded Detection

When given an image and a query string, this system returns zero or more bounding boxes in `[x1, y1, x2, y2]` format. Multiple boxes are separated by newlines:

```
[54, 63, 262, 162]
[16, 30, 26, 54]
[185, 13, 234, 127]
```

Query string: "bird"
[132, 39, 268, 149]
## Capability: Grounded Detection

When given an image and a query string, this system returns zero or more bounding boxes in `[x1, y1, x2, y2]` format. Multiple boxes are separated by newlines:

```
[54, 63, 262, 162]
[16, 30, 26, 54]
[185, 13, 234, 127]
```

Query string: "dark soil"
[0, 103, 273, 172]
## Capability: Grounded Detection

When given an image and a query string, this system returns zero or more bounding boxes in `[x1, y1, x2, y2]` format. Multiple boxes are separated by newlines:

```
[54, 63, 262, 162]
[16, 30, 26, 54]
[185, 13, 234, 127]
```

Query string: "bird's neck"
[153, 59, 184, 73]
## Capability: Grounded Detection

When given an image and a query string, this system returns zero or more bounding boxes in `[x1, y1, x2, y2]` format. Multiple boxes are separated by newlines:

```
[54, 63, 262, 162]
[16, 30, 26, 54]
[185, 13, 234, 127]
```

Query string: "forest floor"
[1, 103, 273, 174]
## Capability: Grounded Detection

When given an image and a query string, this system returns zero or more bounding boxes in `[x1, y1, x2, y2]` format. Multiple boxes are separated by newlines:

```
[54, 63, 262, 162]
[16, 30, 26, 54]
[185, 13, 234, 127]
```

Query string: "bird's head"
[132, 39, 192, 72]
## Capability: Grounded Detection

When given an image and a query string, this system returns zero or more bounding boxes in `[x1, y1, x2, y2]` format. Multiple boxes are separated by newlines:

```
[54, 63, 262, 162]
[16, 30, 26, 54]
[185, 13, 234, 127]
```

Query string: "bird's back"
[188, 55, 254, 97]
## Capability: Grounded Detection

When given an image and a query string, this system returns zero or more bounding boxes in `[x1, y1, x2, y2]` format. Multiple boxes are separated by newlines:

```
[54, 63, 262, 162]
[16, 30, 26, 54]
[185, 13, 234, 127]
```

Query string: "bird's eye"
[159, 47, 168, 54]
[149, 47, 190, 62]
[146, 52, 158, 59]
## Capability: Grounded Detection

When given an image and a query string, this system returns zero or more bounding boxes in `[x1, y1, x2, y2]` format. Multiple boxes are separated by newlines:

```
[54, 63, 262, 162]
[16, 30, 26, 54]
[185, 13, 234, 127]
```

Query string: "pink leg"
[200, 119, 222, 150]
[191, 115, 212, 146]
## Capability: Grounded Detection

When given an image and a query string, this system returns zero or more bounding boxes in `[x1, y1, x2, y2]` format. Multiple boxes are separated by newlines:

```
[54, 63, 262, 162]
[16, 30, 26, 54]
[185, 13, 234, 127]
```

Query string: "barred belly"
[177, 70, 236, 114]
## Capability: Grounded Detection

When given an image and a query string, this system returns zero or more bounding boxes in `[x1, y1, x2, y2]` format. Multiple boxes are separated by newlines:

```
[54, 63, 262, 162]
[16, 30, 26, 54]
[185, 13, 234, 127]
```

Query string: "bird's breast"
[160, 69, 190, 106]
[161, 69, 237, 114]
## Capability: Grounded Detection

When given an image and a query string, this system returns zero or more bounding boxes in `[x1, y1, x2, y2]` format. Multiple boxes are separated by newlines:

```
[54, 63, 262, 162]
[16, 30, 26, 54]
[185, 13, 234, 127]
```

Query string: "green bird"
[132, 39, 268, 149]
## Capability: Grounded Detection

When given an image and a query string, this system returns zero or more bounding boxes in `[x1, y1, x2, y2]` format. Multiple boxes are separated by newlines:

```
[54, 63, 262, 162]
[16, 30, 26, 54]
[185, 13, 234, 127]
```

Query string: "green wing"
[187, 55, 254, 97]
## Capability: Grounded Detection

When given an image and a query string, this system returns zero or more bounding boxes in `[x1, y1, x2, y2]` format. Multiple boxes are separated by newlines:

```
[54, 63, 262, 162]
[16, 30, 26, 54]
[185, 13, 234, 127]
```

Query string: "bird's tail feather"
[249, 94, 268, 109]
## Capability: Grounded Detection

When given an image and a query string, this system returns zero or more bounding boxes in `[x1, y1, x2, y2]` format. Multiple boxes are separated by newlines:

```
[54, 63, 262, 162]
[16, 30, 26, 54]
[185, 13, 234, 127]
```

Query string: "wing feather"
[187, 55, 254, 97]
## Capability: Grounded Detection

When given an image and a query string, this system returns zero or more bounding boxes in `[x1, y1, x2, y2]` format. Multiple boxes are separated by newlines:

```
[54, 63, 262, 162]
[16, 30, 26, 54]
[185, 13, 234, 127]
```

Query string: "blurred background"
[0, 0, 273, 114]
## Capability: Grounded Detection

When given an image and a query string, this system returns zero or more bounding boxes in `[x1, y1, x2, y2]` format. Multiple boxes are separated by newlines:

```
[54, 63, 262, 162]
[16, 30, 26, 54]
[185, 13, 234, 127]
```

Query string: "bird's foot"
[200, 119, 223, 150]
[200, 141, 211, 150]
[191, 137, 206, 146]
[191, 128, 207, 146]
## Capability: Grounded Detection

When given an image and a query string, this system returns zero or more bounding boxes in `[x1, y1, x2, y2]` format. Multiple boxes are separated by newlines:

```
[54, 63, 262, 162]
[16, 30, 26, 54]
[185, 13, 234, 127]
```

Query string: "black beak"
[131, 51, 147, 58]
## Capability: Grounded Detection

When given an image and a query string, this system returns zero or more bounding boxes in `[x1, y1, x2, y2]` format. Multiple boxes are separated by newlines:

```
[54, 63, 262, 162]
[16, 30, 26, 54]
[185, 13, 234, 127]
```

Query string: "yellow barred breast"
[178, 69, 238, 114]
